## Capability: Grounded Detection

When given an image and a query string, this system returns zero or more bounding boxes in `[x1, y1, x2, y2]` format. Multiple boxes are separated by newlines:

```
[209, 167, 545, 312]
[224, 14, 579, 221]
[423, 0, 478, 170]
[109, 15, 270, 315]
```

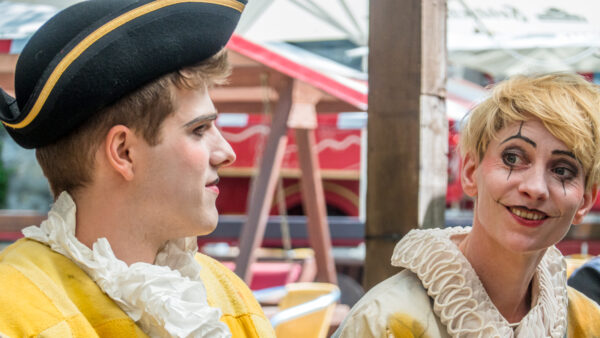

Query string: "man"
[0, 0, 275, 337]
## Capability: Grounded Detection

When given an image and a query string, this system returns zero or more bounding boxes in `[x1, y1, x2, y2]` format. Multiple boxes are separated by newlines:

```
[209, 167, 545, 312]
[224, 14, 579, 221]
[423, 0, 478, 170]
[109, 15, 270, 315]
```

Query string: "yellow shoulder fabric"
[388, 313, 430, 338]
[196, 253, 276, 338]
[0, 238, 146, 337]
[0, 238, 274, 337]
[567, 286, 600, 338]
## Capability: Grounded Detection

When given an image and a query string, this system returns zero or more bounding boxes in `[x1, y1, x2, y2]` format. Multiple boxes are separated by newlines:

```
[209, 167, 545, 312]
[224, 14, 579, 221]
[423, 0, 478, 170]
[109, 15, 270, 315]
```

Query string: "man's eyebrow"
[182, 113, 218, 128]
[500, 134, 537, 148]
[552, 149, 577, 160]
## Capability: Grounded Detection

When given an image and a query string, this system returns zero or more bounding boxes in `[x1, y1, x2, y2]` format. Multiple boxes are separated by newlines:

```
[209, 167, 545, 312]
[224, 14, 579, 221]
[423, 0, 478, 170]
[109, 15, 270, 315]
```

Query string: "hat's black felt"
[0, 0, 246, 148]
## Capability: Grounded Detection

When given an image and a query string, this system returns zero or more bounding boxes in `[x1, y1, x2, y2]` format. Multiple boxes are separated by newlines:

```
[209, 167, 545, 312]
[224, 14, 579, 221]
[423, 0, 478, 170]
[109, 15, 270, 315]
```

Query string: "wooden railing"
[0, 210, 46, 241]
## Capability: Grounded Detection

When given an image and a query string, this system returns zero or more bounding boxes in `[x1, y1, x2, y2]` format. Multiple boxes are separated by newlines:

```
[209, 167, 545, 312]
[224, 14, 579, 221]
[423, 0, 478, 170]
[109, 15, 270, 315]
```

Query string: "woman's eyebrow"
[552, 149, 577, 160]
[500, 122, 536, 148]
[500, 134, 536, 148]
[182, 113, 218, 128]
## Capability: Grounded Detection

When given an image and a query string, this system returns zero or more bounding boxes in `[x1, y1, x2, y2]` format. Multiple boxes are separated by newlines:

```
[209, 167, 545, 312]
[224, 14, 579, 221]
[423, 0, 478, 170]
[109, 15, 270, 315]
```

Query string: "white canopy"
[3, 0, 600, 77]
[238, 0, 600, 77]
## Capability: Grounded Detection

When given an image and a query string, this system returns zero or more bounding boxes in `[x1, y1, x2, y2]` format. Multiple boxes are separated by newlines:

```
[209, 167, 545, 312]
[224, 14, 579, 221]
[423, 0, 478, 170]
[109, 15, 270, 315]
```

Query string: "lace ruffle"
[22, 192, 231, 338]
[390, 227, 567, 338]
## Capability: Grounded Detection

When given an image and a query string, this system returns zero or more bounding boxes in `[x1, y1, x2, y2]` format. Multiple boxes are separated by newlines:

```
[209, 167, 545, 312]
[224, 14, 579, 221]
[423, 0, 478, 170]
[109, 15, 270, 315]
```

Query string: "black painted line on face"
[500, 122, 536, 148]
[552, 151, 579, 196]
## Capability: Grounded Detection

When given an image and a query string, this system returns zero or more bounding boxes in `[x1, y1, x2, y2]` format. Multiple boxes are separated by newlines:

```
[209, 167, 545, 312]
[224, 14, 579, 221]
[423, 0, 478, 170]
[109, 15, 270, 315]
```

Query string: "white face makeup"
[132, 85, 235, 241]
[463, 119, 594, 254]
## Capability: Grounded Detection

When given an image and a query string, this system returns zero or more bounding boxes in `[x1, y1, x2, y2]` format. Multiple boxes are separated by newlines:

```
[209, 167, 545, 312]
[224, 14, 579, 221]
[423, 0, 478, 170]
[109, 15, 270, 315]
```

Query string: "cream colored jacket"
[334, 227, 600, 338]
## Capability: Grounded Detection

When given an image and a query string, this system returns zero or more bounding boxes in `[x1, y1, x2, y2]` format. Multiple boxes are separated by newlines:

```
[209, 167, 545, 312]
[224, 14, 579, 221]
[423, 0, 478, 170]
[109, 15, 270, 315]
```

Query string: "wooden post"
[290, 80, 337, 284]
[365, 0, 447, 290]
[234, 77, 294, 283]
[234, 78, 338, 285]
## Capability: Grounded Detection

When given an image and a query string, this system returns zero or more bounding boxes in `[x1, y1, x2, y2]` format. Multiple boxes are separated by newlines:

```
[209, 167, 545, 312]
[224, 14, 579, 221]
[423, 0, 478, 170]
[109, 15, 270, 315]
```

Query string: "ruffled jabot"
[391, 227, 567, 338]
[22, 192, 231, 337]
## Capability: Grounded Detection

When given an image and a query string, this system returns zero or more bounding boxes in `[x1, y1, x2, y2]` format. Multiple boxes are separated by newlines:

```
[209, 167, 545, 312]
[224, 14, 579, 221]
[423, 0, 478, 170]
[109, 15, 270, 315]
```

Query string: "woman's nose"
[517, 165, 549, 200]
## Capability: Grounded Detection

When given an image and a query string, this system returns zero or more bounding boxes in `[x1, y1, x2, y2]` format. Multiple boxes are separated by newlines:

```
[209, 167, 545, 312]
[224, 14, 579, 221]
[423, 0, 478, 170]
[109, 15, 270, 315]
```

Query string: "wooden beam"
[228, 50, 262, 67]
[214, 100, 360, 114]
[226, 66, 287, 88]
[234, 77, 294, 283]
[289, 80, 337, 284]
[209, 86, 279, 103]
[420, 0, 449, 231]
[364, 0, 447, 290]
[218, 167, 360, 180]
[0, 212, 46, 232]
[296, 128, 337, 283]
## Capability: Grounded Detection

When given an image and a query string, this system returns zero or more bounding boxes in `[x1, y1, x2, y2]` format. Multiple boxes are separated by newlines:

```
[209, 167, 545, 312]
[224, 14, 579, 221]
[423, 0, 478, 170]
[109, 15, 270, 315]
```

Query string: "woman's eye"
[502, 152, 519, 166]
[552, 165, 576, 179]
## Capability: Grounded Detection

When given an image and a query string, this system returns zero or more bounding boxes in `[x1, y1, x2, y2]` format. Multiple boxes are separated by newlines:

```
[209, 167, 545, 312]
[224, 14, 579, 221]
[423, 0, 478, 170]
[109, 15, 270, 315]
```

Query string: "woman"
[334, 73, 600, 337]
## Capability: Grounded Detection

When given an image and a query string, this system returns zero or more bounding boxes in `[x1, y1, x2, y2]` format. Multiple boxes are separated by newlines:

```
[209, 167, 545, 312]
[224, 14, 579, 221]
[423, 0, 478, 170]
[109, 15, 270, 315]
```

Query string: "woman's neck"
[458, 226, 545, 323]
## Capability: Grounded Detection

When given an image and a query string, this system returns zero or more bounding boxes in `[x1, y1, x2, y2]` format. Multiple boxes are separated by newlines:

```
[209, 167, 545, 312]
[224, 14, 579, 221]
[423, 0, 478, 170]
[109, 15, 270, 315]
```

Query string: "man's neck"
[72, 190, 163, 265]
[458, 226, 545, 324]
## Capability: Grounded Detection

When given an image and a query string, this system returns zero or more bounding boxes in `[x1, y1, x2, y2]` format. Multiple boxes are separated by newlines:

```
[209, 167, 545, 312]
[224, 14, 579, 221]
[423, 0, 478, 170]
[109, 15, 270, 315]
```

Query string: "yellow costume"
[0, 193, 274, 337]
[0, 239, 274, 337]
[0, 238, 273, 337]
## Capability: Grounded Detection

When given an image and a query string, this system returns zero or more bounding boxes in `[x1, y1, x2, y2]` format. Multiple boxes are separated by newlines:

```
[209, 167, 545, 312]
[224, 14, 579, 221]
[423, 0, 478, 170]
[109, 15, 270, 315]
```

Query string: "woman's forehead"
[495, 119, 569, 150]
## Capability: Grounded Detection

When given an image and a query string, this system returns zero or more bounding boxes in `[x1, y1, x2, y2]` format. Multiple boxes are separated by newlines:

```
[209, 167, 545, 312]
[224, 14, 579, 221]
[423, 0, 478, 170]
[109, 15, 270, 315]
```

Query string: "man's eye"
[193, 123, 211, 136]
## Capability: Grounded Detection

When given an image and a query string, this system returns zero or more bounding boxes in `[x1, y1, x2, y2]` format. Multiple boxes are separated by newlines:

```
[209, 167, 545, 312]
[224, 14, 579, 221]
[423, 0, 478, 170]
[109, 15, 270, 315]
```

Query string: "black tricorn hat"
[0, 0, 246, 149]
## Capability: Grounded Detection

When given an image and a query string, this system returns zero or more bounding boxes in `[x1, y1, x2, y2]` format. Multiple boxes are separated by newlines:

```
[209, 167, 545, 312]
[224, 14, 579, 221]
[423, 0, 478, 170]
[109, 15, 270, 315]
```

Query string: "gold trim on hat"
[3, 0, 244, 129]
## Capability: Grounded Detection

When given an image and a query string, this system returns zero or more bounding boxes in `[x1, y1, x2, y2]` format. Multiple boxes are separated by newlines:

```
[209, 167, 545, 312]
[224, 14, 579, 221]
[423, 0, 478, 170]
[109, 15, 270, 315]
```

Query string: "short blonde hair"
[460, 73, 600, 190]
[36, 50, 230, 198]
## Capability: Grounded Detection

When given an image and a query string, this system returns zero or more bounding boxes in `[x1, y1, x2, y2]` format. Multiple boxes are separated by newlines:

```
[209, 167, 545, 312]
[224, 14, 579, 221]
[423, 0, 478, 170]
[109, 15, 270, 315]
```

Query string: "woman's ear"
[461, 152, 479, 197]
[103, 125, 136, 181]
[573, 184, 599, 225]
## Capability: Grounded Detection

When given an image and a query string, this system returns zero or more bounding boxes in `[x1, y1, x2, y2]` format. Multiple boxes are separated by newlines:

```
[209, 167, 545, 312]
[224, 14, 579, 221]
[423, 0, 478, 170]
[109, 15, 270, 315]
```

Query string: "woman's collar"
[391, 226, 568, 338]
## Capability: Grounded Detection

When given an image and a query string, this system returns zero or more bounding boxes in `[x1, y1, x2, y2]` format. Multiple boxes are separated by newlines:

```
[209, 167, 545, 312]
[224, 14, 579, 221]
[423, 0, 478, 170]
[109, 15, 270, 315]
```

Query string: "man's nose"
[211, 128, 236, 168]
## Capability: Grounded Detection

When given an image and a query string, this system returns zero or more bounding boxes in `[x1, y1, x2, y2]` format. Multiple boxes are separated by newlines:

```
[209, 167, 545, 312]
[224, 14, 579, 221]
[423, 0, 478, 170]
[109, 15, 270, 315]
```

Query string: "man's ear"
[461, 152, 479, 197]
[573, 184, 598, 225]
[103, 125, 136, 181]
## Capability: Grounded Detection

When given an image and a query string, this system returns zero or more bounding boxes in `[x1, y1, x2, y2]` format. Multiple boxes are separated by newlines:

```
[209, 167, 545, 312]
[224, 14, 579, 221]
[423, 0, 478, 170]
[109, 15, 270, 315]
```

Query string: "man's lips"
[206, 178, 220, 194]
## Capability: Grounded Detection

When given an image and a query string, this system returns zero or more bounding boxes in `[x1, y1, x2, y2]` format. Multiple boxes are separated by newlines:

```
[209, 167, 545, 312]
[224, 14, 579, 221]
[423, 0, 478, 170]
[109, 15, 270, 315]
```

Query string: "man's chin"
[196, 217, 219, 236]
[199, 223, 218, 236]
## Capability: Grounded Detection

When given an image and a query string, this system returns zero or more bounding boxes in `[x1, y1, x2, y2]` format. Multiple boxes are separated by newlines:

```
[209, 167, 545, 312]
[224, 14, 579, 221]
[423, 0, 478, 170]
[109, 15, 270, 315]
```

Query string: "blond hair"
[36, 50, 230, 198]
[460, 73, 600, 190]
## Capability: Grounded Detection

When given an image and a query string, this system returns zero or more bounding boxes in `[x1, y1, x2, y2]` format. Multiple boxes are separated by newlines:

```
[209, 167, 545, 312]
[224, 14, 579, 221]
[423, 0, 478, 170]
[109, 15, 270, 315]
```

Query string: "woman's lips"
[506, 206, 548, 227]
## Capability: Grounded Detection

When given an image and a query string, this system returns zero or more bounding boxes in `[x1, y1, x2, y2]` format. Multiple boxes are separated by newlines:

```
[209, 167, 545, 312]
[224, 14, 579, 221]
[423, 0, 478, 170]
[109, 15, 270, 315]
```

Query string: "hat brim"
[1, 0, 245, 148]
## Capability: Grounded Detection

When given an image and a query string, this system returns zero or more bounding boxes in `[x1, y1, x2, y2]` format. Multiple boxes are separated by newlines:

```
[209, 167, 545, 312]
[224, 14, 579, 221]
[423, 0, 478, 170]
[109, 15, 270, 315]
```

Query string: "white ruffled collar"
[391, 226, 567, 338]
[22, 192, 231, 338]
